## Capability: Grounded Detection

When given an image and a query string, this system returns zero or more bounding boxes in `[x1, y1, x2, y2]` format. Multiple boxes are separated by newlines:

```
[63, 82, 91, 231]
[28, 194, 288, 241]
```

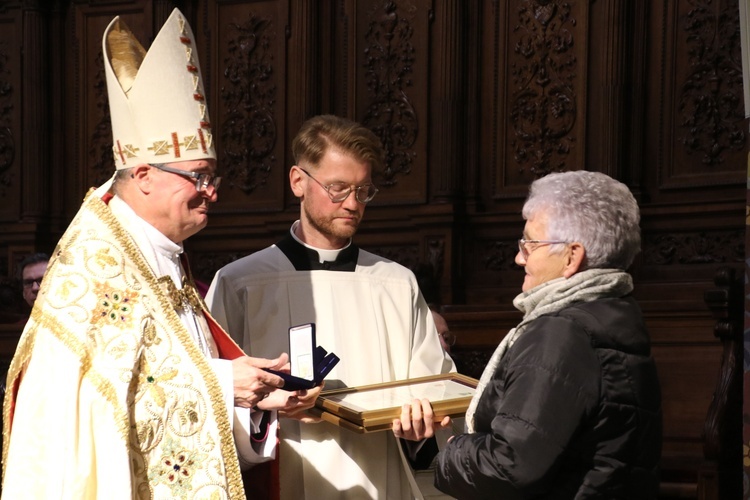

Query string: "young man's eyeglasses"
[300, 168, 379, 204]
[149, 163, 222, 194]
[517, 239, 568, 261]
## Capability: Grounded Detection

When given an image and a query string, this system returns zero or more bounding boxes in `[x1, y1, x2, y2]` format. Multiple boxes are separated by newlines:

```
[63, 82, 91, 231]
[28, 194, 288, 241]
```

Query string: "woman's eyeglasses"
[517, 239, 568, 260]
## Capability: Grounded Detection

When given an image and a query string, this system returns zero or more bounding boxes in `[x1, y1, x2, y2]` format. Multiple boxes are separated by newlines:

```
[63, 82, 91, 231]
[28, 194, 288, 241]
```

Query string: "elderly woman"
[434, 171, 662, 499]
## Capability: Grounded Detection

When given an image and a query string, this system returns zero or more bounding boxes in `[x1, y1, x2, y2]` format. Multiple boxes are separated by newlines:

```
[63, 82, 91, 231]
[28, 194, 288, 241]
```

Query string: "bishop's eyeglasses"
[150, 163, 222, 194]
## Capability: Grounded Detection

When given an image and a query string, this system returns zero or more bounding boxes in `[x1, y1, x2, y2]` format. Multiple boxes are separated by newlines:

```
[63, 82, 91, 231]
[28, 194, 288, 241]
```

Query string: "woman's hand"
[392, 398, 451, 441]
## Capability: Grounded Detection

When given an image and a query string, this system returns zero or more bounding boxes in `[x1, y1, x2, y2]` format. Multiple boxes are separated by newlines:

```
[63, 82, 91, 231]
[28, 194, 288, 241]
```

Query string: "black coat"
[435, 296, 662, 499]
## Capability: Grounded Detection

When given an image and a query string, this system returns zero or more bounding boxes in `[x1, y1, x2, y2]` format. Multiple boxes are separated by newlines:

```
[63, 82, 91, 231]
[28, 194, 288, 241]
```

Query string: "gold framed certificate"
[311, 373, 478, 433]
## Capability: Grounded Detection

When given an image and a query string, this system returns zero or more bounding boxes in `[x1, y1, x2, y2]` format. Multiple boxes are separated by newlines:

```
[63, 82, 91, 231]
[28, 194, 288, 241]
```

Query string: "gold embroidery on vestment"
[157, 276, 204, 313]
[1, 191, 244, 498]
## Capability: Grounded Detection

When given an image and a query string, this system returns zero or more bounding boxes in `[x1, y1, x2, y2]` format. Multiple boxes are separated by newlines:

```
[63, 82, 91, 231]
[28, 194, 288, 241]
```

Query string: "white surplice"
[207, 225, 455, 500]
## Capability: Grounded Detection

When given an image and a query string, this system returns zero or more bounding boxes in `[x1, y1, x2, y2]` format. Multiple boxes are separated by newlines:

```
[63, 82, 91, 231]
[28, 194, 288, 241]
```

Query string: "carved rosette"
[426, 238, 445, 282]
[366, 244, 420, 271]
[678, 0, 746, 165]
[362, 1, 418, 187]
[641, 230, 744, 266]
[191, 251, 247, 284]
[0, 39, 15, 194]
[484, 240, 520, 272]
[220, 15, 278, 194]
[510, 0, 578, 177]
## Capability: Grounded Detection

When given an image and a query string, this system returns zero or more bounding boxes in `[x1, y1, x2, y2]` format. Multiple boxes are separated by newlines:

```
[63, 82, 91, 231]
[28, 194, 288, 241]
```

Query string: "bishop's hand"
[257, 382, 324, 423]
[232, 353, 288, 408]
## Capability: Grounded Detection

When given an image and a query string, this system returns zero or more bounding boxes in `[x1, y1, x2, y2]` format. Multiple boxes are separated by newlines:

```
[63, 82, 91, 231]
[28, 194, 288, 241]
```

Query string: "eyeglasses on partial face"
[300, 168, 379, 204]
[439, 330, 457, 347]
[22, 277, 43, 288]
[149, 164, 222, 194]
[517, 239, 568, 261]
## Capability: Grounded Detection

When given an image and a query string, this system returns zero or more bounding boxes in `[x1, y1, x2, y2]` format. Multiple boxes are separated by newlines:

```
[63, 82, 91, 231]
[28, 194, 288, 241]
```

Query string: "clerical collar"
[276, 221, 359, 271]
[110, 195, 184, 261]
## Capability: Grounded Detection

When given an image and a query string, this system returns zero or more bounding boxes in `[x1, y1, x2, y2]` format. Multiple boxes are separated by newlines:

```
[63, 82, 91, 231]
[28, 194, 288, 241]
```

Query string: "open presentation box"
[311, 373, 478, 433]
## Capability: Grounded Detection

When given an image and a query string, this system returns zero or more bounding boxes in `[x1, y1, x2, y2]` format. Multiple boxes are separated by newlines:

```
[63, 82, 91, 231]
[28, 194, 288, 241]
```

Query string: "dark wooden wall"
[0, 1, 746, 497]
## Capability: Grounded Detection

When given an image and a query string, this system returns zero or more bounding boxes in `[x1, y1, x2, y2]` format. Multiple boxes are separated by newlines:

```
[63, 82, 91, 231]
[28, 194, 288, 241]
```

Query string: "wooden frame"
[312, 373, 478, 433]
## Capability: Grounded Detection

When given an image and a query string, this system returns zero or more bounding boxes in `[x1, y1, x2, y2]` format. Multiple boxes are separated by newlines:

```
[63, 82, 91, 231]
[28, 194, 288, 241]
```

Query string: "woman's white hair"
[522, 170, 641, 270]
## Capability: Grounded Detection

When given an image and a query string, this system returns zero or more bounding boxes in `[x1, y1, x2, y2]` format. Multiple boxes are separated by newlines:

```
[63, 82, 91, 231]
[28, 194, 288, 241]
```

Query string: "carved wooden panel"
[644, 0, 746, 196]
[344, 0, 430, 204]
[482, 0, 590, 201]
[202, 0, 289, 212]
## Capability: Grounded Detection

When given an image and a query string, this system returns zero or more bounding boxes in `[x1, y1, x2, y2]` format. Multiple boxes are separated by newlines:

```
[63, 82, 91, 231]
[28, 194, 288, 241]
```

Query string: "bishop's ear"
[129, 164, 154, 193]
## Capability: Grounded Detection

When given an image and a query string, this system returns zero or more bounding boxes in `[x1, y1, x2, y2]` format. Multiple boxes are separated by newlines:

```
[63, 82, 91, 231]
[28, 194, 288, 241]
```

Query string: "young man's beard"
[303, 204, 360, 244]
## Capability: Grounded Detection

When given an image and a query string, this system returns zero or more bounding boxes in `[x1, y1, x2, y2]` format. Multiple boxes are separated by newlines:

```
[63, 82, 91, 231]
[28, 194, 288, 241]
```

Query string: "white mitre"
[103, 8, 214, 170]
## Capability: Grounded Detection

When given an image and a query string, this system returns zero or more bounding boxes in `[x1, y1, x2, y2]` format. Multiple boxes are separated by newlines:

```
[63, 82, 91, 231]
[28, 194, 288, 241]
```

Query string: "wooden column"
[428, 0, 465, 203]
[697, 267, 743, 500]
[20, 3, 49, 222]
[288, 0, 321, 132]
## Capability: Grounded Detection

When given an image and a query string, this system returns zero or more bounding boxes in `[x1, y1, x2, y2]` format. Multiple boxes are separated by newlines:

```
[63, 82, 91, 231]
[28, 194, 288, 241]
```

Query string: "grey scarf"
[465, 268, 633, 433]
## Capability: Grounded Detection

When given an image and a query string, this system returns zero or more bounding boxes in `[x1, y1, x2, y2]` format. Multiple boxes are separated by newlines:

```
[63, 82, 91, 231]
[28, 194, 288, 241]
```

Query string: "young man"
[207, 114, 456, 499]
[2, 9, 316, 498]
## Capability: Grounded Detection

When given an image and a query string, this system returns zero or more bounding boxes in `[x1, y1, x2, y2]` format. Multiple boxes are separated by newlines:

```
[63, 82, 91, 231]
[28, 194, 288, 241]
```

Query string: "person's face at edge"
[22, 261, 48, 308]
[432, 309, 451, 354]
[291, 148, 371, 249]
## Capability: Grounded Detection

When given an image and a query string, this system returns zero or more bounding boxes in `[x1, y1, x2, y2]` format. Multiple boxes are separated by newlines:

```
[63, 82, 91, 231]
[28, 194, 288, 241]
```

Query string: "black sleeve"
[434, 315, 600, 499]
[400, 436, 439, 470]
